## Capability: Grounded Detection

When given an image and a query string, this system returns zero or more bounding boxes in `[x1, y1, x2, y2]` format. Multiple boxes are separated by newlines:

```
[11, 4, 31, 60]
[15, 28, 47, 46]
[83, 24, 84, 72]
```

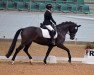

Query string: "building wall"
[0, 11, 94, 42]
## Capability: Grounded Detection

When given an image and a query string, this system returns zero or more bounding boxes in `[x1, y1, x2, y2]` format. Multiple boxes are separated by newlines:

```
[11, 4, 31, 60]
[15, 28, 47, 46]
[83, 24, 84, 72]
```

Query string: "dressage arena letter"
[83, 49, 94, 64]
[89, 51, 94, 56]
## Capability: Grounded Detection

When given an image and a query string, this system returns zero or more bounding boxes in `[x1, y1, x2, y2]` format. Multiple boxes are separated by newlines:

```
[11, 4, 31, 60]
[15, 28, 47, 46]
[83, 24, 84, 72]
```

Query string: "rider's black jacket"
[43, 10, 56, 25]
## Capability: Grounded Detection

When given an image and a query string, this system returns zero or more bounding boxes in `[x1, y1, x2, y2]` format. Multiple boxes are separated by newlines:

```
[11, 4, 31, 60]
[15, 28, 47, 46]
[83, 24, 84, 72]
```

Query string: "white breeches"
[46, 25, 54, 31]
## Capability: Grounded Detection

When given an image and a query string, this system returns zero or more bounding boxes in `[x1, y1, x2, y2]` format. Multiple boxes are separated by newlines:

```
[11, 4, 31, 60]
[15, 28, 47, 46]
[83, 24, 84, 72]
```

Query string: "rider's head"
[46, 4, 52, 10]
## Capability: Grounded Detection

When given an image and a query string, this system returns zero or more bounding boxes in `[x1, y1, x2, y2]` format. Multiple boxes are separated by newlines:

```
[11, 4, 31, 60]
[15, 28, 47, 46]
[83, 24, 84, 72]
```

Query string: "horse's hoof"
[44, 60, 47, 64]
[44, 63, 47, 65]
[12, 61, 15, 65]
[30, 59, 33, 64]
[44, 62, 47, 65]
[68, 60, 71, 63]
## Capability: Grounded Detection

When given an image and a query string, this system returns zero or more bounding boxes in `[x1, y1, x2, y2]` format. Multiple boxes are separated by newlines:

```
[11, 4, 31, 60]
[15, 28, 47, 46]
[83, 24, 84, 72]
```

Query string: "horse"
[6, 21, 81, 64]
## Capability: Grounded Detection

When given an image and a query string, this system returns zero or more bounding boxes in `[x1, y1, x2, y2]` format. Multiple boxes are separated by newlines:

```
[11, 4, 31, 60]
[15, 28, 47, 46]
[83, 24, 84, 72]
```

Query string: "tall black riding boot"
[50, 30, 56, 45]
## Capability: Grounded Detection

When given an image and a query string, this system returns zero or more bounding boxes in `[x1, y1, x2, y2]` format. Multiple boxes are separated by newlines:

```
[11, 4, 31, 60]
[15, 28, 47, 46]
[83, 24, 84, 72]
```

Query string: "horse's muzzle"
[70, 37, 74, 40]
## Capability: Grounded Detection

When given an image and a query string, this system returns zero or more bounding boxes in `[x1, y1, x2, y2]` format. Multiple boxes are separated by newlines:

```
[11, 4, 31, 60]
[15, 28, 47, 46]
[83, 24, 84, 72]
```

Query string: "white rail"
[0, 56, 83, 62]
[0, 55, 94, 64]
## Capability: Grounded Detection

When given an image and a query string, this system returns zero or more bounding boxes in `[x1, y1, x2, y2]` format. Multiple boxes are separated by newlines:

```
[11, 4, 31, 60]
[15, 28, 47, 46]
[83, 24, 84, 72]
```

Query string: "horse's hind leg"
[23, 42, 33, 64]
[12, 44, 24, 64]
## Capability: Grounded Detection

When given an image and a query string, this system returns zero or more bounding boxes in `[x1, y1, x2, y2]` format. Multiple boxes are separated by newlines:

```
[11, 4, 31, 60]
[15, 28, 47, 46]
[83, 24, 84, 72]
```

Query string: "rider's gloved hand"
[54, 22, 56, 25]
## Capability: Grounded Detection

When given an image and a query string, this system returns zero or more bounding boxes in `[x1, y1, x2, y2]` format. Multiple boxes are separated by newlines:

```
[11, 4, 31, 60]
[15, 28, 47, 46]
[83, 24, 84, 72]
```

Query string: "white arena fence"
[0, 56, 83, 62]
[1, 49, 94, 64]
[0, 55, 94, 64]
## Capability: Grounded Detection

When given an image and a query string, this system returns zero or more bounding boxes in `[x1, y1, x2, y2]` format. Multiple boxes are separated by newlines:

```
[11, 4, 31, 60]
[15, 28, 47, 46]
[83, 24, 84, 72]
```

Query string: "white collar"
[46, 9, 51, 12]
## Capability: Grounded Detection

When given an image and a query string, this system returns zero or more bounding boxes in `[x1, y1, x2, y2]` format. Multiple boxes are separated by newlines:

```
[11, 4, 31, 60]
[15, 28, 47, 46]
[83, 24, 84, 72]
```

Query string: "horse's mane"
[57, 21, 76, 26]
[56, 21, 77, 32]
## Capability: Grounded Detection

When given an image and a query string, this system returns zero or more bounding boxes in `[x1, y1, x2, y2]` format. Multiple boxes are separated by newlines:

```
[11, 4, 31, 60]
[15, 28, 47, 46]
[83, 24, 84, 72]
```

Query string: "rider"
[42, 4, 56, 45]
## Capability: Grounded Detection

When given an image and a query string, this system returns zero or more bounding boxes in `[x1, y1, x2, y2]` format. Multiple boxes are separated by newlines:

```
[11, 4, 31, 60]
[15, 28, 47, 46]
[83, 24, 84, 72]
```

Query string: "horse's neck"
[57, 25, 69, 35]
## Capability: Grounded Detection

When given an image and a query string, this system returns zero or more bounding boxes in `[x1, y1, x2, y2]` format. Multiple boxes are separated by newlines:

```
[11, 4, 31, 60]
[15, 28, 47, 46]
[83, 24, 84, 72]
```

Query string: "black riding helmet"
[46, 4, 52, 10]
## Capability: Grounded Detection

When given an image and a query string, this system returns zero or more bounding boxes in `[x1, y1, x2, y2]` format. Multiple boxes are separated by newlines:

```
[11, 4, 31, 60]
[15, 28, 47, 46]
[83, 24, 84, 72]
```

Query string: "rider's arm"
[49, 13, 56, 25]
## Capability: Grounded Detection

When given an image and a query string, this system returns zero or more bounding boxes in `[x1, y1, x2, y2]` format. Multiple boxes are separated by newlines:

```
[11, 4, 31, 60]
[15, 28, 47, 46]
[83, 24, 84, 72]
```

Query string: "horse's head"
[69, 22, 81, 40]
[56, 21, 81, 40]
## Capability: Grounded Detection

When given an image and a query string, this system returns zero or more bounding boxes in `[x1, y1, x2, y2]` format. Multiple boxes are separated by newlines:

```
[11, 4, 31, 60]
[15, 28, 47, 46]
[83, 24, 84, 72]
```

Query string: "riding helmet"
[46, 4, 52, 10]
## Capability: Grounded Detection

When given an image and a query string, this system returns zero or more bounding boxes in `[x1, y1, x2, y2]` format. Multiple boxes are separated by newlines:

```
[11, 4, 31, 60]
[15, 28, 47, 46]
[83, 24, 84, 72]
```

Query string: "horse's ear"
[77, 25, 81, 27]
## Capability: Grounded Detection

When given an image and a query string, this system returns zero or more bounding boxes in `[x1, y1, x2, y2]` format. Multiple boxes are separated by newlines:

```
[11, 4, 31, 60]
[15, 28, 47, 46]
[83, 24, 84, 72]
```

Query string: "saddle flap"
[40, 28, 57, 39]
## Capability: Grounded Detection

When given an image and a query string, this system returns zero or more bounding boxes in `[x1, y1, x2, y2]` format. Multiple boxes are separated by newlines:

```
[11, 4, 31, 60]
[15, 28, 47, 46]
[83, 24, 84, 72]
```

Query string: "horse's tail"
[6, 28, 23, 58]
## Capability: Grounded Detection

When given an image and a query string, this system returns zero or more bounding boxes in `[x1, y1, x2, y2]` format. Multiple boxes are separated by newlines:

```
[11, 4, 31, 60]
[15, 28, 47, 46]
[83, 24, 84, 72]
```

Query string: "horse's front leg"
[57, 44, 71, 63]
[44, 46, 53, 64]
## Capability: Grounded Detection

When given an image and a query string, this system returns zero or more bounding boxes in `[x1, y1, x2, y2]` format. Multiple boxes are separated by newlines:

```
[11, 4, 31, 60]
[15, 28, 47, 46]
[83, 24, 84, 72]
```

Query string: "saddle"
[40, 23, 57, 39]
[40, 23, 46, 29]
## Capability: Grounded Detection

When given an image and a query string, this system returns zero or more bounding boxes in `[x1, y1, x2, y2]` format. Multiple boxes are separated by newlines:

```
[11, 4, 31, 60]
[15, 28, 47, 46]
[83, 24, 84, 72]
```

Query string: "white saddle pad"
[41, 28, 58, 39]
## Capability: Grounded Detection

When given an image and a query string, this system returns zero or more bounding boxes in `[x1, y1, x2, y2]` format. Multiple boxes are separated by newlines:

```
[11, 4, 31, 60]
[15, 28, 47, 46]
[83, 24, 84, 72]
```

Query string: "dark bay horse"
[6, 21, 81, 64]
